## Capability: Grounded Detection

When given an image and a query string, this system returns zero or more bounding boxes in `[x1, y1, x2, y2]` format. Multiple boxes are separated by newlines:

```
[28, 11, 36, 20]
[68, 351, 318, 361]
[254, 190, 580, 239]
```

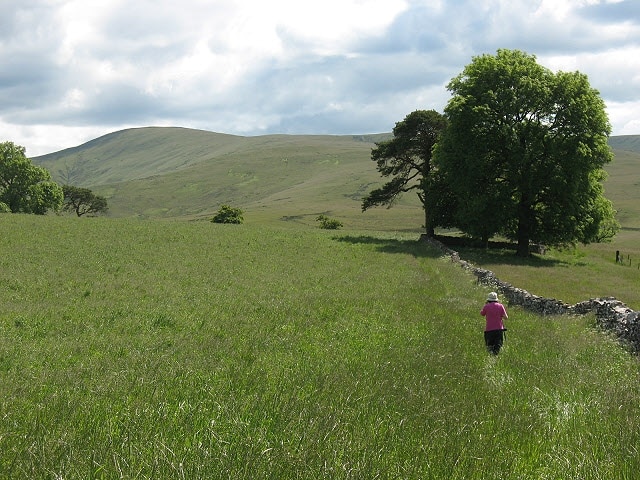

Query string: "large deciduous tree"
[361, 109, 448, 236]
[434, 49, 618, 256]
[62, 185, 109, 216]
[0, 141, 63, 214]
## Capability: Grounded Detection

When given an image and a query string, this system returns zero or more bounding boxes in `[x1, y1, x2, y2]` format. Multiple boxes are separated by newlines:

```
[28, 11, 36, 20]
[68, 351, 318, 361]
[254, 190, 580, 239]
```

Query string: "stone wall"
[420, 235, 640, 352]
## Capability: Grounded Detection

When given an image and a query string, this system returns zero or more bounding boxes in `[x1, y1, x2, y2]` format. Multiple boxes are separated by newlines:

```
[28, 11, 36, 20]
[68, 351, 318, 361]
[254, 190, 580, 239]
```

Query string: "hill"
[31, 127, 640, 229]
[608, 135, 640, 154]
[32, 127, 412, 227]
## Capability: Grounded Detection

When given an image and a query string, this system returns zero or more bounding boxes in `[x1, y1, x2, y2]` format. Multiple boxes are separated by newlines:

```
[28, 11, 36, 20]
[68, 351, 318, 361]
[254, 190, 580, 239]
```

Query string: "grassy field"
[1, 214, 640, 478]
[454, 229, 640, 310]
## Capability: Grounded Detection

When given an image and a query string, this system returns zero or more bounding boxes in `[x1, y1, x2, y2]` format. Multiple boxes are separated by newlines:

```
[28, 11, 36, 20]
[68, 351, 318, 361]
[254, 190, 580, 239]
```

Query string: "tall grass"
[1, 215, 640, 478]
[455, 227, 640, 310]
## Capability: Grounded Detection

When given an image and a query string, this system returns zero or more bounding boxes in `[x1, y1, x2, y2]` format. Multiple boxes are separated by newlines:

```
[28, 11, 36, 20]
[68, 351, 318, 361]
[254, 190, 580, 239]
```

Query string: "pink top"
[481, 301, 508, 332]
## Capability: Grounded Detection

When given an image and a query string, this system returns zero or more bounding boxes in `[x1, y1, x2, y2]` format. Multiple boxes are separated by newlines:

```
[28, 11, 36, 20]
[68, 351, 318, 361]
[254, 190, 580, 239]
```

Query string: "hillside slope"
[31, 127, 640, 228]
[32, 127, 392, 188]
[608, 135, 640, 154]
[32, 127, 406, 224]
[33, 127, 264, 186]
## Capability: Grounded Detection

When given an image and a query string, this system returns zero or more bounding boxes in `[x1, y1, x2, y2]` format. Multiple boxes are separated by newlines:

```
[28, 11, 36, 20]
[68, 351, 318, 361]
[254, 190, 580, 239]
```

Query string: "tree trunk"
[516, 205, 531, 257]
[516, 235, 529, 257]
[424, 206, 434, 237]
[516, 197, 531, 257]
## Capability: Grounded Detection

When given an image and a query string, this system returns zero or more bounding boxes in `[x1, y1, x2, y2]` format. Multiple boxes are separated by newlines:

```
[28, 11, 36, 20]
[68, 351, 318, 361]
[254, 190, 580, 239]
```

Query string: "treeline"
[0, 141, 108, 217]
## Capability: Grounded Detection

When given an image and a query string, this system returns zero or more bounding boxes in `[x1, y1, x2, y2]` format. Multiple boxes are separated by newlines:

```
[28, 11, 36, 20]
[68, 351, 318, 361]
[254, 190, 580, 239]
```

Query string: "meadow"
[2, 214, 640, 479]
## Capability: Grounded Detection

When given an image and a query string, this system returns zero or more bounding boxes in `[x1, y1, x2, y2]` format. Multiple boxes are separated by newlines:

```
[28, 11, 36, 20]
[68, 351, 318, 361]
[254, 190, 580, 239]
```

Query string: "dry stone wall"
[421, 235, 640, 352]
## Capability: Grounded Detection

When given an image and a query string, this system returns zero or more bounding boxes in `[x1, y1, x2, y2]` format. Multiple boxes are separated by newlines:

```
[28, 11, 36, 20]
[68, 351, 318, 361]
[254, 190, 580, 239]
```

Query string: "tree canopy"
[211, 204, 244, 224]
[361, 109, 448, 236]
[433, 49, 618, 256]
[62, 185, 109, 217]
[0, 141, 63, 214]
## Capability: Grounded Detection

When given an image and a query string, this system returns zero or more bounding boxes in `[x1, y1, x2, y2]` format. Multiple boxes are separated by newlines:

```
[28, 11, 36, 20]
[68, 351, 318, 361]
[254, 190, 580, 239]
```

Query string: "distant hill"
[31, 127, 402, 223]
[30, 128, 640, 227]
[608, 135, 640, 154]
[32, 127, 394, 188]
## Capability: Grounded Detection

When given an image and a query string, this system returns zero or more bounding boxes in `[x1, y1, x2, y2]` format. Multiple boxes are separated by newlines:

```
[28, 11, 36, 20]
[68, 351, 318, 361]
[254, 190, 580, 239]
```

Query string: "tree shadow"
[434, 235, 581, 268]
[334, 234, 581, 268]
[455, 247, 572, 267]
[333, 234, 443, 259]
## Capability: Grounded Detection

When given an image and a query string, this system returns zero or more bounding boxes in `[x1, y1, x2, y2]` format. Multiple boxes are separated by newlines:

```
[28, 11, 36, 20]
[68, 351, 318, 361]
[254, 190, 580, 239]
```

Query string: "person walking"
[481, 292, 508, 355]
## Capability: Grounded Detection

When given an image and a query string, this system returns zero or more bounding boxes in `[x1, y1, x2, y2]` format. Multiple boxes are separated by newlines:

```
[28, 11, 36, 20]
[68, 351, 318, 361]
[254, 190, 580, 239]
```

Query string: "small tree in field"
[316, 214, 343, 230]
[212, 204, 244, 224]
[361, 110, 448, 237]
[62, 185, 108, 216]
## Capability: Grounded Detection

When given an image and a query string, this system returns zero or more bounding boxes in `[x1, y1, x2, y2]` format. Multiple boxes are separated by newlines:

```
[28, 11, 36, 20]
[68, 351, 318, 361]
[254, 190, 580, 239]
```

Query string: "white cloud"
[0, 0, 639, 156]
[606, 100, 640, 135]
[540, 46, 640, 101]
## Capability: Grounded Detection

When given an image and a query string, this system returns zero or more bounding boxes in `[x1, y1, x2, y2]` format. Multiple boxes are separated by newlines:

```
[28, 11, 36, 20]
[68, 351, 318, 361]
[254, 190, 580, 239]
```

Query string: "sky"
[1, 0, 639, 157]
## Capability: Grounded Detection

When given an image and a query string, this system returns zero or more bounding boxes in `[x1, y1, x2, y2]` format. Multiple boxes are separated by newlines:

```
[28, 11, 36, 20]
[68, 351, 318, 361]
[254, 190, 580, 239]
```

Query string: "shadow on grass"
[333, 235, 443, 258]
[454, 247, 572, 268]
[435, 235, 585, 268]
[334, 234, 587, 268]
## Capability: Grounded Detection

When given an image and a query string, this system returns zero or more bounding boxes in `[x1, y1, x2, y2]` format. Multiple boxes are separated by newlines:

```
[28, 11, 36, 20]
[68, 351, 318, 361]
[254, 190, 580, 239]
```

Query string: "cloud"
[0, 0, 639, 156]
[578, 0, 640, 24]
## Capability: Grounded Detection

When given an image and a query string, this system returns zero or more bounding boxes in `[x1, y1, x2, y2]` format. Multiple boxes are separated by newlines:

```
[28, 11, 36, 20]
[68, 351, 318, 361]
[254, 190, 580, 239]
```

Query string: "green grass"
[1, 215, 640, 478]
[452, 230, 640, 310]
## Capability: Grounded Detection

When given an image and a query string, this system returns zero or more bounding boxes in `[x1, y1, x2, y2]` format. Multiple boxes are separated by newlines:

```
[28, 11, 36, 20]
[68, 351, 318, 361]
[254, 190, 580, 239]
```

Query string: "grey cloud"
[9, 83, 161, 127]
[218, 53, 448, 128]
[0, 54, 66, 118]
[0, 0, 50, 40]
[386, 0, 635, 58]
[579, 0, 640, 25]
[0, 3, 68, 116]
[66, 86, 172, 126]
[2, 0, 639, 155]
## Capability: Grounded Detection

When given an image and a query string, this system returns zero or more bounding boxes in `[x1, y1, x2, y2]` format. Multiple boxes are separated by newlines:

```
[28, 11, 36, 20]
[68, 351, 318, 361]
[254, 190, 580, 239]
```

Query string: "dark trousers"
[484, 329, 505, 355]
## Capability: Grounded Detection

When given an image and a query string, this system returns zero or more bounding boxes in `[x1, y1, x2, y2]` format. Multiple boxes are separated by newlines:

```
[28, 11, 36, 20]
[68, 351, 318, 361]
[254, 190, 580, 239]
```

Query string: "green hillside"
[32, 127, 247, 186]
[32, 127, 415, 228]
[608, 135, 640, 154]
[32, 127, 640, 232]
[601, 148, 640, 228]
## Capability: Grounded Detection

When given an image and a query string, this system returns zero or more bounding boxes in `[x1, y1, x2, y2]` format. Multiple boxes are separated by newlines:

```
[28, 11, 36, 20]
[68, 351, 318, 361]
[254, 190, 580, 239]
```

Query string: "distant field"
[2, 215, 640, 478]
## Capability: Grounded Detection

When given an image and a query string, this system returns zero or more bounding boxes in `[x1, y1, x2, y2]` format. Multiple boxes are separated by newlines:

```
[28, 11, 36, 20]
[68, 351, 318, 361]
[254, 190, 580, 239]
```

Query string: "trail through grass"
[1, 216, 639, 478]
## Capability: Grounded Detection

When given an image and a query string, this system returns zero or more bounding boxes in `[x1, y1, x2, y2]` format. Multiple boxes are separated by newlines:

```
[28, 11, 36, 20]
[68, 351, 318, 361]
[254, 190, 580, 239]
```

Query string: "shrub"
[212, 204, 244, 224]
[316, 214, 343, 230]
